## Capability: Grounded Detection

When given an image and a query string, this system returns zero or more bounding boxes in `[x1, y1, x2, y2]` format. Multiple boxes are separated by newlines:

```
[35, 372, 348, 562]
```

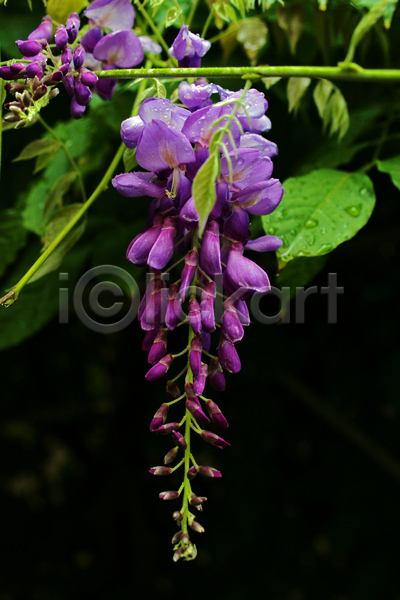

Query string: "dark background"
[1, 1, 400, 598]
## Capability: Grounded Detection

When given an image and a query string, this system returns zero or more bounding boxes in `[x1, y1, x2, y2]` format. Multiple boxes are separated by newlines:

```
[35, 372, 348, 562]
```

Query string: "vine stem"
[94, 65, 400, 83]
[38, 115, 87, 203]
[187, 0, 201, 29]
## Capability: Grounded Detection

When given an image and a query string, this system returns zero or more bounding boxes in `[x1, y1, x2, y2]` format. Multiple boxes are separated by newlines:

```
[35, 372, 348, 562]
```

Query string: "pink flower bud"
[189, 298, 202, 336]
[189, 336, 202, 377]
[164, 447, 179, 464]
[189, 520, 205, 533]
[205, 399, 229, 428]
[152, 422, 180, 434]
[172, 430, 187, 450]
[147, 328, 167, 364]
[145, 353, 173, 381]
[159, 490, 180, 500]
[166, 380, 181, 400]
[198, 465, 222, 478]
[208, 357, 226, 391]
[200, 430, 231, 449]
[149, 403, 169, 432]
[149, 466, 172, 475]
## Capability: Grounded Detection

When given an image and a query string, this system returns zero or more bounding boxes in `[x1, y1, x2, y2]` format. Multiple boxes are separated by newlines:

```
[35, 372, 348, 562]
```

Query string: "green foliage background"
[1, 0, 400, 597]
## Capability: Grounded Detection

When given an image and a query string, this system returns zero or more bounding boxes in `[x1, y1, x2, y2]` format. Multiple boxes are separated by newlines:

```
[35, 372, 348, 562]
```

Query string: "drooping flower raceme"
[112, 25, 284, 563]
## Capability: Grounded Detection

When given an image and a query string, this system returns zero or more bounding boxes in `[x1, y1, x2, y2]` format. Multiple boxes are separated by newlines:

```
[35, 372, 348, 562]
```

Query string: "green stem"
[208, 21, 242, 44]
[94, 65, 400, 82]
[38, 115, 87, 204]
[201, 4, 215, 40]
[135, 0, 178, 65]
[187, 0, 201, 29]
[172, 0, 184, 25]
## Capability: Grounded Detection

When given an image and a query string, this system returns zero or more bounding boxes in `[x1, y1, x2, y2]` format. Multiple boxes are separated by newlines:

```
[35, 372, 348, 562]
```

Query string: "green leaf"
[29, 204, 86, 283]
[262, 169, 376, 267]
[276, 4, 306, 54]
[237, 18, 268, 61]
[150, 78, 167, 98]
[344, 0, 397, 62]
[313, 79, 334, 119]
[231, 0, 246, 18]
[262, 77, 281, 90]
[377, 155, 400, 190]
[0, 79, 6, 108]
[40, 172, 78, 227]
[165, 6, 181, 27]
[324, 88, 349, 141]
[0, 210, 28, 278]
[123, 147, 138, 173]
[150, 0, 164, 17]
[287, 77, 311, 114]
[192, 153, 219, 237]
[33, 150, 58, 175]
[215, 0, 232, 22]
[12, 138, 61, 162]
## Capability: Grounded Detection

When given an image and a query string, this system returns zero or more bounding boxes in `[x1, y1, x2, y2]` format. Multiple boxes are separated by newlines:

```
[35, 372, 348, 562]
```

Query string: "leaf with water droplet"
[377, 155, 400, 191]
[262, 168, 375, 267]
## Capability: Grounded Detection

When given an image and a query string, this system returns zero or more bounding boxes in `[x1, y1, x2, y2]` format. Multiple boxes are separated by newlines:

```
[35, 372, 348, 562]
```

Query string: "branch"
[93, 65, 400, 83]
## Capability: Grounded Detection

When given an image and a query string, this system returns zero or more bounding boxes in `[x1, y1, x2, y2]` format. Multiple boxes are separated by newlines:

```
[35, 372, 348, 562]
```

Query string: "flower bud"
[140, 278, 167, 332]
[199, 220, 222, 276]
[80, 68, 98, 86]
[63, 74, 75, 98]
[66, 12, 80, 44]
[25, 61, 42, 78]
[185, 381, 196, 399]
[188, 298, 202, 336]
[235, 299, 251, 325]
[61, 47, 73, 66]
[189, 520, 205, 533]
[189, 493, 207, 510]
[70, 96, 86, 119]
[28, 16, 52, 43]
[147, 216, 176, 270]
[149, 403, 169, 432]
[148, 328, 167, 364]
[179, 248, 198, 301]
[200, 430, 231, 449]
[152, 422, 180, 435]
[208, 357, 226, 391]
[172, 430, 187, 450]
[187, 466, 198, 480]
[171, 531, 183, 544]
[166, 380, 181, 401]
[165, 283, 183, 330]
[0, 66, 17, 80]
[205, 399, 229, 428]
[149, 466, 172, 475]
[75, 81, 92, 106]
[48, 88, 59, 100]
[159, 490, 180, 500]
[200, 282, 216, 333]
[9, 62, 26, 76]
[73, 45, 85, 70]
[221, 298, 244, 344]
[218, 336, 241, 374]
[55, 25, 69, 51]
[193, 362, 208, 396]
[142, 328, 159, 352]
[189, 336, 202, 378]
[164, 447, 179, 464]
[186, 398, 210, 426]
[145, 354, 173, 381]
[198, 465, 222, 478]
[16, 39, 46, 57]
[173, 511, 183, 523]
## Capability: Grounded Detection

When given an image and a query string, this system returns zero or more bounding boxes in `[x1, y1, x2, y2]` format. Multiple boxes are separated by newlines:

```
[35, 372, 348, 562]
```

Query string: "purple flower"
[120, 115, 145, 149]
[221, 298, 244, 344]
[112, 171, 164, 199]
[179, 249, 198, 301]
[186, 398, 210, 426]
[93, 30, 144, 68]
[138, 36, 162, 54]
[200, 430, 231, 449]
[16, 39, 46, 57]
[164, 447, 179, 465]
[189, 299, 202, 337]
[73, 45, 86, 70]
[147, 216, 176, 270]
[149, 466, 172, 475]
[153, 422, 180, 434]
[84, 0, 135, 31]
[208, 357, 226, 391]
[70, 97, 86, 119]
[55, 25, 69, 51]
[198, 465, 222, 478]
[200, 282, 216, 333]
[172, 431, 187, 450]
[66, 12, 80, 44]
[148, 329, 167, 364]
[94, 76, 117, 101]
[165, 284, 183, 331]
[28, 16, 52, 42]
[225, 242, 270, 294]
[80, 69, 99, 86]
[136, 120, 195, 172]
[205, 399, 229, 429]
[218, 336, 241, 374]
[74, 81, 92, 106]
[189, 336, 202, 378]
[169, 25, 211, 68]
[126, 214, 164, 266]
[193, 363, 208, 396]
[199, 220, 222, 277]
[245, 235, 283, 252]
[145, 354, 173, 381]
[150, 403, 169, 431]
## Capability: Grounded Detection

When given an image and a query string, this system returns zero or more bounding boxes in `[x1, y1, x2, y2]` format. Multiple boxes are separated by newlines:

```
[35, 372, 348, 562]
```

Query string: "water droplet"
[290, 229, 297, 236]
[305, 219, 318, 228]
[359, 187, 367, 195]
[268, 227, 276, 235]
[308, 235, 315, 246]
[320, 228, 327, 235]
[346, 205, 361, 217]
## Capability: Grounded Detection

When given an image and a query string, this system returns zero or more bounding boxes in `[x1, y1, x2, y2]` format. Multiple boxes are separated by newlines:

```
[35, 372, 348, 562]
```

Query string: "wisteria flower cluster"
[112, 25, 284, 561]
[0, 0, 161, 125]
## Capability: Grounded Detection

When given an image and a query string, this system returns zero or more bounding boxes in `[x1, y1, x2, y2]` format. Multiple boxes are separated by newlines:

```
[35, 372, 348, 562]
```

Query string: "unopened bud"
[48, 88, 60, 100]
[164, 447, 179, 465]
[149, 403, 169, 431]
[172, 430, 187, 450]
[152, 422, 180, 435]
[189, 520, 205, 533]
[198, 465, 222, 478]
[173, 511, 183, 523]
[149, 466, 172, 475]
[201, 430, 231, 449]
[205, 399, 229, 428]
[159, 490, 180, 500]
[166, 380, 180, 400]
[187, 465, 198, 480]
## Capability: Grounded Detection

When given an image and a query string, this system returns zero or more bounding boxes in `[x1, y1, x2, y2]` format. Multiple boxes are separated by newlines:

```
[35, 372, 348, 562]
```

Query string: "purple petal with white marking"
[84, 0, 134, 30]
[94, 30, 143, 68]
